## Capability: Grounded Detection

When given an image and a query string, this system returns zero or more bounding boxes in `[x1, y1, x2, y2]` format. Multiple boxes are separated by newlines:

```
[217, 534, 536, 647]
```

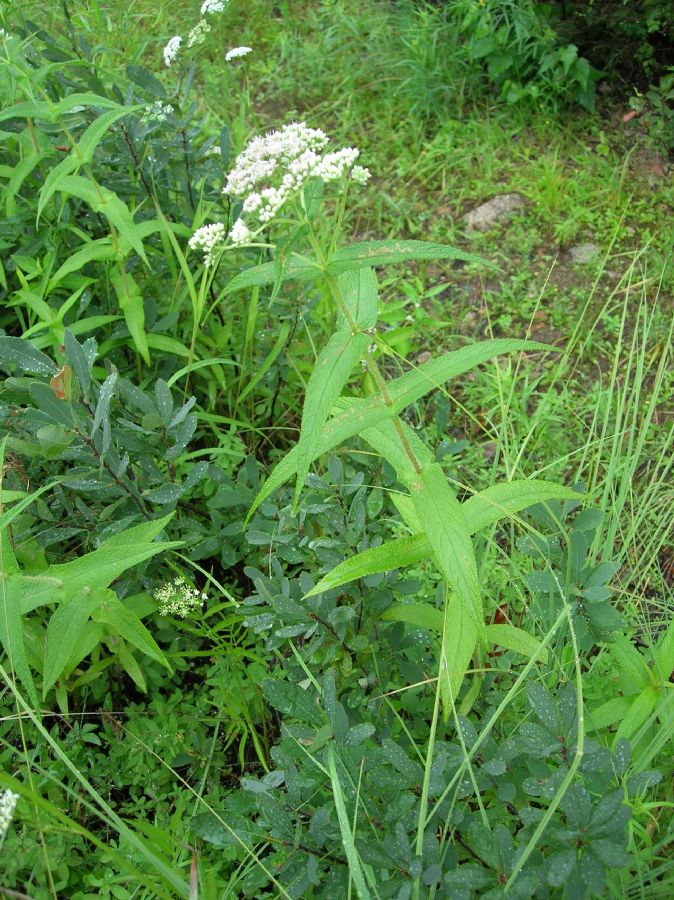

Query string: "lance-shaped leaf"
[335, 267, 378, 331]
[381, 602, 444, 632]
[222, 253, 322, 296]
[92, 596, 171, 671]
[56, 175, 147, 263]
[0, 92, 124, 124]
[110, 267, 149, 364]
[20, 514, 180, 614]
[247, 338, 547, 521]
[440, 591, 479, 712]
[305, 480, 582, 597]
[43, 585, 110, 697]
[38, 107, 137, 220]
[408, 463, 482, 628]
[294, 331, 370, 508]
[483, 624, 548, 662]
[0, 336, 57, 377]
[327, 240, 489, 273]
[379, 608, 548, 663]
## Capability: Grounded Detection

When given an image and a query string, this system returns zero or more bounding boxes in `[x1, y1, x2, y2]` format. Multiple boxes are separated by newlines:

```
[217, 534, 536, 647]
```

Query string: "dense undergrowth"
[0, 1, 673, 898]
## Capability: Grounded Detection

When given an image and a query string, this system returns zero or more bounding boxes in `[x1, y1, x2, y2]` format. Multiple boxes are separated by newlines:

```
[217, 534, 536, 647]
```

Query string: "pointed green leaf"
[327, 240, 489, 273]
[295, 331, 369, 507]
[43, 586, 109, 697]
[440, 591, 479, 713]
[306, 535, 429, 598]
[247, 340, 548, 522]
[306, 480, 584, 597]
[0, 93, 124, 124]
[92, 597, 171, 670]
[38, 107, 135, 219]
[56, 175, 147, 262]
[461, 479, 583, 533]
[0, 575, 38, 704]
[222, 254, 321, 296]
[654, 618, 674, 683]
[47, 238, 117, 293]
[408, 463, 482, 628]
[385, 339, 551, 410]
[336, 267, 378, 331]
[484, 623, 548, 662]
[110, 267, 149, 363]
[615, 688, 659, 743]
[21, 514, 179, 614]
[380, 602, 444, 632]
[0, 336, 57, 376]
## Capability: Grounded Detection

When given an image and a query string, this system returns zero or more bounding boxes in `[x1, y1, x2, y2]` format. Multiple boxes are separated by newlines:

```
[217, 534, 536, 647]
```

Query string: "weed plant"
[0, 2, 672, 898]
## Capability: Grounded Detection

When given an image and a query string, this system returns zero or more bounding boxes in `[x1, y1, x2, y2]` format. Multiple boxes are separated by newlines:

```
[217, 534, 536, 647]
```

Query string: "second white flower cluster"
[162, 0, 252, 68]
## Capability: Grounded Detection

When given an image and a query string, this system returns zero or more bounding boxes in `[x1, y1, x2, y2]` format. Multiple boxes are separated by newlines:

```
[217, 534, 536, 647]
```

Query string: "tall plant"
[190, 123, 581, 712]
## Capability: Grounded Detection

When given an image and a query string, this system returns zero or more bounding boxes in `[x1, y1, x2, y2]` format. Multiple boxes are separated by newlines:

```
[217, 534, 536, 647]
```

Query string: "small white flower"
[0, 789, 19, 845]
[201, 0, 227, 13]
[225, 46, 252, 61]
[188, 222, 227, 266]
[204, 145, 222, 157]
[351, 165, 371, 185]
[141, 101, 174, 124]
[154, 576, 207, 618]
[187, 19, 211, 48]
[230, 219, 251, 245]
[163, 35, 182, 67]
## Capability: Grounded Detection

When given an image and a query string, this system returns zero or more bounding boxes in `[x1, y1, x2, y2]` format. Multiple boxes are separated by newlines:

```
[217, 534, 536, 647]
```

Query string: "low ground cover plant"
[1, 2, 672, 898]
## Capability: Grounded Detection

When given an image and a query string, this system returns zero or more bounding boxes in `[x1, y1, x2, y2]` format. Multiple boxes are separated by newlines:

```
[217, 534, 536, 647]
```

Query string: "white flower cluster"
[190, 123, 370, 260]
[163, 35, 182, 67]
[225, 46, 252, 61]
[141, 101, 174, 124]
[0, 789, 18, 844]
[154, 576, 207, 618]
[188, 222, 227, 266]
[227, 122, 365, 222]
[201, 0, 227, 13]
[351, 165, 371, 185]
[187, 18, 211, 48]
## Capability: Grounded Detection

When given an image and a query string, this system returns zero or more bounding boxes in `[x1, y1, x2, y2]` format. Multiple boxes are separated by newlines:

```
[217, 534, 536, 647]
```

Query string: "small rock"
[482, 442, 498, 462]
[463, 193, 525, 232]
[568, 242, 600, 264]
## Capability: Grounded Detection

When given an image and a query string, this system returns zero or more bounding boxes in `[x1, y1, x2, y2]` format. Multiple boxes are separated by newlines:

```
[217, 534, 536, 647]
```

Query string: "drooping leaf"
[294, 331, 369, 508]
[0, 92, 124, 124]
[20, 514, 180, 614]
[38, 107, 136, 219]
